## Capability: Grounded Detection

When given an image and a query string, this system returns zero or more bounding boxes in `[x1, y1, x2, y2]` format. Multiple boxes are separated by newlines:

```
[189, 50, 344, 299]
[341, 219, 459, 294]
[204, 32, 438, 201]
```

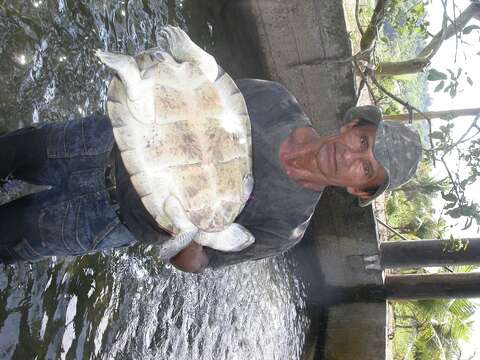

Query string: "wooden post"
[385, 272, 480, 299]
[380, 238, 480, 269]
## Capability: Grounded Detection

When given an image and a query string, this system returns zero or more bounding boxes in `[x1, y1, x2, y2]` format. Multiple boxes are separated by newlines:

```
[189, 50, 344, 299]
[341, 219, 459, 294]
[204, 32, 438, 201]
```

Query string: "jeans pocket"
[92, 221, 136, 252]
[31, 188, 137, 258]
[37, 200, 82, 255]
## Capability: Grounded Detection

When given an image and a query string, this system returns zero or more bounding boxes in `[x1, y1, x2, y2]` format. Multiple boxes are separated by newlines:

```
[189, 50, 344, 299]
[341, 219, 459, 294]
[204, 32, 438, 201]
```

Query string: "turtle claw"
[159, 26, 196, 63]
[95, 49, 133, 70]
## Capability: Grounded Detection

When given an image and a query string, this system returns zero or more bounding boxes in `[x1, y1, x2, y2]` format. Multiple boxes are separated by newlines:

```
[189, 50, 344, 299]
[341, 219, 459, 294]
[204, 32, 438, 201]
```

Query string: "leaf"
[446, 208, 462, 218]
[427, 69, 447, 81]
[467, 76, 474, 86]
[447, 69, 455, 80]
[463, 25, 480, 34]
[460, 179, 470, 189]
[442, 192, 458, 203]
[444, 201, 457, 210]
[450, 86, 457, 98]
[434, 80, 445, 92]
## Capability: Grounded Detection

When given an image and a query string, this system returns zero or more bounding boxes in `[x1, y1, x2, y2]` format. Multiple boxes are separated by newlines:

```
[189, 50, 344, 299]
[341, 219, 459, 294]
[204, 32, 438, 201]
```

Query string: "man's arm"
[170, 242, 209, 273]
[170, 227, 292, 272]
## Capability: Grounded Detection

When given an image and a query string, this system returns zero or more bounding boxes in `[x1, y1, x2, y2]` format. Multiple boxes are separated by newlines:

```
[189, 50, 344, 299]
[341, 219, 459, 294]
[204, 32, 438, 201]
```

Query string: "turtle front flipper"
[157, 195, 199, 260]
[194, 223, 255, 252]
[159, 26, 219, 82]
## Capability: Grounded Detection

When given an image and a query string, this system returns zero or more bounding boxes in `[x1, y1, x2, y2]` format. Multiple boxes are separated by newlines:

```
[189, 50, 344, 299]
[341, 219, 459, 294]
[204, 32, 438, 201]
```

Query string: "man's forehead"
[355, 123, 386, 186]
[352, 122, 378, 136]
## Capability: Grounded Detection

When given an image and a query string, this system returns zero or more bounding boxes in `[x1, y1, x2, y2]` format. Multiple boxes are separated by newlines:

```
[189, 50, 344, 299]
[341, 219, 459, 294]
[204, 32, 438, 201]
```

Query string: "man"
[0, 80, 422, 272]
[170, 81, 422, 272]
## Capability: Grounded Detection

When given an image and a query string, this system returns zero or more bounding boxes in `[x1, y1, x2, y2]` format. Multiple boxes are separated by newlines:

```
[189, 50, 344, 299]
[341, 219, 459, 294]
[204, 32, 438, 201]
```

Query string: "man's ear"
[340, 119, 359, 134]
[346, 186, 371, 199]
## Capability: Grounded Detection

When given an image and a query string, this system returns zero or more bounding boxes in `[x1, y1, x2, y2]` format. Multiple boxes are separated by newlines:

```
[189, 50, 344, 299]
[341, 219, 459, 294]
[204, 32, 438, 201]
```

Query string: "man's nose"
[343, 147, 365, 163]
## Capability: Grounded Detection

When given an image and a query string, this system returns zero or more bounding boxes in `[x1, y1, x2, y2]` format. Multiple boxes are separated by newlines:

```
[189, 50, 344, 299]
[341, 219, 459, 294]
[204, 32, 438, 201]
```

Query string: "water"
[0, 1, 310, 359]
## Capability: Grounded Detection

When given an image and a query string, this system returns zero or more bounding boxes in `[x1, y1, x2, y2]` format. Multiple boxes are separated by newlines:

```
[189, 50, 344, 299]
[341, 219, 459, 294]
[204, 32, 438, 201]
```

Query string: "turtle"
[95, 26, 254, 259]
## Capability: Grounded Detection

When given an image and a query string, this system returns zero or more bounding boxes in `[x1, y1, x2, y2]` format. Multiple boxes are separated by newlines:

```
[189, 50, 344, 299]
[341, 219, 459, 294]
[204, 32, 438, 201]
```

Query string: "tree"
[352, 0, 480, 231]
[393, 297, 475, 360]
[379, 2, 480, 76]
[359, 1, 480, 76]
[346, 2, 479, 359]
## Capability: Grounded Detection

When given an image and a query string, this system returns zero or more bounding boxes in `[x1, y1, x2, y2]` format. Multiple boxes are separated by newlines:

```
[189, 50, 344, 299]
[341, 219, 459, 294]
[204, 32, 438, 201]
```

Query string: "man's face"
[279, 119, 387, 199]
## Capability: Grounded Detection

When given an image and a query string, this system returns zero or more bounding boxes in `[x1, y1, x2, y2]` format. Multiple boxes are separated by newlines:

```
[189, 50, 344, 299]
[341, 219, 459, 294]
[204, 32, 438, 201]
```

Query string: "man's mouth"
[331, 143, 337, 174]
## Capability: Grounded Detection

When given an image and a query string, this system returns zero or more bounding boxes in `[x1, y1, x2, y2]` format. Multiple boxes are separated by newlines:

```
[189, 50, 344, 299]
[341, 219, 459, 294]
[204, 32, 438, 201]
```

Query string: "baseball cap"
[343, 105, 423, 207]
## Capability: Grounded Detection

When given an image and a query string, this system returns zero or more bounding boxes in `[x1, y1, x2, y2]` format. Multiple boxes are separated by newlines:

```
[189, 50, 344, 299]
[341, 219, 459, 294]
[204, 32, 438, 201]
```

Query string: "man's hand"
[170, 242, 209, 273]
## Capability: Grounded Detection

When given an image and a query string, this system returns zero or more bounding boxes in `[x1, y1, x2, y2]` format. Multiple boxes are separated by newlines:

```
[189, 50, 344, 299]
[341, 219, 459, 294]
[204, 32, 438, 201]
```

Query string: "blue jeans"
[0, 115, 136, 263]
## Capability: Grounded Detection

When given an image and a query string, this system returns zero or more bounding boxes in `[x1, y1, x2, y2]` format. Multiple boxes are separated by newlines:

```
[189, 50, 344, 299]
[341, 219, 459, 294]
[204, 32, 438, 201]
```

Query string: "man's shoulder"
[235, 79, 293, 99]
[236, 79, 309, 126]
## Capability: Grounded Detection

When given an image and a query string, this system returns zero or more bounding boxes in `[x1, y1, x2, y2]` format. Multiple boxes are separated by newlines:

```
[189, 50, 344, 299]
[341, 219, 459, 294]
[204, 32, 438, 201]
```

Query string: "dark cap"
[343, 105, 422, 207]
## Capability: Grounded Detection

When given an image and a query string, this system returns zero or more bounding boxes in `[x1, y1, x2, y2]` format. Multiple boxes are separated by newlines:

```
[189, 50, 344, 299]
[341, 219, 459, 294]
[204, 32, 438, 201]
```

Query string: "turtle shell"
[106, 49, 253, 234]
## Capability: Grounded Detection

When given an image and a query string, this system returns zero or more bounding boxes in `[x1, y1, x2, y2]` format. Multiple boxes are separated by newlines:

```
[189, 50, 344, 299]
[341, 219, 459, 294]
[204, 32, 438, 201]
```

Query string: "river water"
[0, 1, 311, 359]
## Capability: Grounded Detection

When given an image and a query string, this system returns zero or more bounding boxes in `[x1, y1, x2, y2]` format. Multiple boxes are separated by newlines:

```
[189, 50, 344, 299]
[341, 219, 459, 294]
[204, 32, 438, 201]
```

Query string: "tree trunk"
[385, 272, 480, 299]
[383, 107, 480, 121]
[375, 3, 480, 76]
[380, 238, 480, 269]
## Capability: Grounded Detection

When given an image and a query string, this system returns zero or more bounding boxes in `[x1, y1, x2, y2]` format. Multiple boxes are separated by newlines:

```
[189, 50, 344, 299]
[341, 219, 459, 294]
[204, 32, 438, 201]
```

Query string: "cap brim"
[358, 173, 390, 207]
[358, 122, 390, 207]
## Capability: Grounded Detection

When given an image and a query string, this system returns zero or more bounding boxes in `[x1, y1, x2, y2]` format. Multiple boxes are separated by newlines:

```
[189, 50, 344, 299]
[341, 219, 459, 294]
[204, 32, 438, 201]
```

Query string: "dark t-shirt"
[115, 79, 323, 268]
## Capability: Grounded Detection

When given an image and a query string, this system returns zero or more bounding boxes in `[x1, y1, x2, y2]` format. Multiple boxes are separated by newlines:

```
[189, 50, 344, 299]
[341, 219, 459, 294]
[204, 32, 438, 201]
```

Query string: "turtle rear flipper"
[159, 26, 218, 82]
[194, 224, 255, 252]
[157, 195, 199, 260]
[96, 50, 155, 124]
[96, 50, 143, 101]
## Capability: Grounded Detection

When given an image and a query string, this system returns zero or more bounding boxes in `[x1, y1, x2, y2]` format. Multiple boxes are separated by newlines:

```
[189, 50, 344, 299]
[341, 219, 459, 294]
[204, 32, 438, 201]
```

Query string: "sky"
[426, 1, 480, 359]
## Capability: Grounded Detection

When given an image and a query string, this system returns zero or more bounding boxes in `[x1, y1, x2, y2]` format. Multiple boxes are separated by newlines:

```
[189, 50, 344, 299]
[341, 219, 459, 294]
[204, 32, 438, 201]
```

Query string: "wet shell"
[106, 49, 253, 234]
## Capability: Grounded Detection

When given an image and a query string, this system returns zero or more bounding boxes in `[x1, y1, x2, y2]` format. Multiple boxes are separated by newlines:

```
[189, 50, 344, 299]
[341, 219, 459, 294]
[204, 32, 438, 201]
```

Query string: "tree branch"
[360, 0, 389, 51]
[355, 0, 365, 37]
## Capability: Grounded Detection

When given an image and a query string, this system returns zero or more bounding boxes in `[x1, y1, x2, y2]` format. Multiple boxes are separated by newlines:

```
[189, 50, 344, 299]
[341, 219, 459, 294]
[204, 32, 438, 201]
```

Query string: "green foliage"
[392, 296, 476, 360]
[427, 69, 447, 81]
[427, 67, 473, 98]
[462, 24, 480, 34]
[384, 0, 429, 40]
[357, 1, 480, 359]
[371, 0, 431, 114]
[387, 161, 448, 240]
[370, 0, 480, 230]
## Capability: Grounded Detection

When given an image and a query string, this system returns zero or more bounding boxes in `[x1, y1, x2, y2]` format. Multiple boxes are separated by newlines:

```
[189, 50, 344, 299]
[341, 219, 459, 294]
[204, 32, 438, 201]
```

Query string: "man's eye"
[360, 135, 368, 149]
[363, 161, 371, 176]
